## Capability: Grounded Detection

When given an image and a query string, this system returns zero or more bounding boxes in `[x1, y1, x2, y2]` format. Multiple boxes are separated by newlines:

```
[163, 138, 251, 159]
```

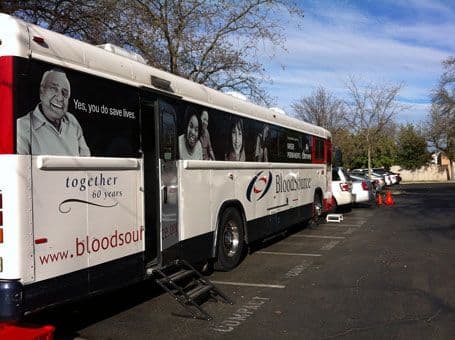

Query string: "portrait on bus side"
[16, 68, 91, 156]
[254, 124, 269, 162]
[179, 106, 203, 160]
[200, 110, 215, 160]
[225, 117, 245, 161]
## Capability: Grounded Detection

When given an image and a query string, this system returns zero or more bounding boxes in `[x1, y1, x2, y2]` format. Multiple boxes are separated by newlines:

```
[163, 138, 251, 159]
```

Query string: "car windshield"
[332, 169, 341, 181]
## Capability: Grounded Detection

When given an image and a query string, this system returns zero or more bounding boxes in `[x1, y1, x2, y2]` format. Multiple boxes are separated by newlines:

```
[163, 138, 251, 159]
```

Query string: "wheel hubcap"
[314, 201, 322, 217]
[223, 220, 240, 257]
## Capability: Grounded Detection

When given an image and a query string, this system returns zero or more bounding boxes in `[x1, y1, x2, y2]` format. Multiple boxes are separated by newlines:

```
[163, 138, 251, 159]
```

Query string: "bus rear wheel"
[311, 193, 323, 225]
[214, 207, 245, 271]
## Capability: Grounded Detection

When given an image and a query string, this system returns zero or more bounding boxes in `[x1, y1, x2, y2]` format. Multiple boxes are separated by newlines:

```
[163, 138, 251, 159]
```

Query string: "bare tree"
[291, 86, 347, 131]
[427, 56, 455, 176]
[1, 1, 120, 42]
[3, 0, 304, 105]
[345, 76, 407, 176]
[433, 56, 455, 115]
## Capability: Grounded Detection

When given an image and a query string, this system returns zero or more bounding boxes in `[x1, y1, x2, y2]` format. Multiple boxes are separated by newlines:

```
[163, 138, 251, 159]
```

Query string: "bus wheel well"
[218, 200, 248, 243]
[212, 200, 247, 257]
[314, 188, 323, 201]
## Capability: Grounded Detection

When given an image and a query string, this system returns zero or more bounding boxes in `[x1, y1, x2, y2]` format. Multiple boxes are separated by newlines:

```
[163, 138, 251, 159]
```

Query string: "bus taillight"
[0, 56, 14, 154]
[0, 192, 3, 244]
[0, 213, 3, 244]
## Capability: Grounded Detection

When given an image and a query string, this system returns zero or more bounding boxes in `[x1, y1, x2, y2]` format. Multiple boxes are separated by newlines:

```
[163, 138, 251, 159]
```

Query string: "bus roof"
[0, 13, 331, 139]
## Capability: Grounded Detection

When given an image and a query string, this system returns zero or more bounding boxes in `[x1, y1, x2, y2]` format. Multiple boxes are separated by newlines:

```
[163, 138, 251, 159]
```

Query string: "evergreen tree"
[396, 124, 430, 170]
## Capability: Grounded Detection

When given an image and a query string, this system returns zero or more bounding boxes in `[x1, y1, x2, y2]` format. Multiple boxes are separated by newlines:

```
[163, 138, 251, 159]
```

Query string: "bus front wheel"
[214, 207, 245, 271]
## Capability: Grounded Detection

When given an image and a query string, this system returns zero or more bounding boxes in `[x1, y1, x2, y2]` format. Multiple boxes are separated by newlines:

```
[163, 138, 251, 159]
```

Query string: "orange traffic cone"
[384, 190, 394, 205]
[377, 193, 383, 206]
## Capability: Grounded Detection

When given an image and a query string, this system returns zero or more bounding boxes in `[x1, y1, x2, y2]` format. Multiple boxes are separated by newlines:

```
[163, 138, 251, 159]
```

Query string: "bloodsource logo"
[246, 171, 273, 202]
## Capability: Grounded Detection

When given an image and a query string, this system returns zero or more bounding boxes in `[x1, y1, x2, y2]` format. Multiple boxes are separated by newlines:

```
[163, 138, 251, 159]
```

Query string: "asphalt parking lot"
[28, 183, 455, 339]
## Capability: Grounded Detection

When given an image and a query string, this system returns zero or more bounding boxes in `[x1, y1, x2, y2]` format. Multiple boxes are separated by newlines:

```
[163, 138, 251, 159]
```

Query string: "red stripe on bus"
[0, 56, 14, 154]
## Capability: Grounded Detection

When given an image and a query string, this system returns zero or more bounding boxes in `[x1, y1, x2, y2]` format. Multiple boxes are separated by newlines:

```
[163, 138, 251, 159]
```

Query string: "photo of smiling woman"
[179, 106, 203, 160]
[225, 117, 245, 161]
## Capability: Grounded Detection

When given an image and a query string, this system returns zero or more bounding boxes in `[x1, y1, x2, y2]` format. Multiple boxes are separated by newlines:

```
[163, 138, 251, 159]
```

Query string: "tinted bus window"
[315, 137, 325, 161]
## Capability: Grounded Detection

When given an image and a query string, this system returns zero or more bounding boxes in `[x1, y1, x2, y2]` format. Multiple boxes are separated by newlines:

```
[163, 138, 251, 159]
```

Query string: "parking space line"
[291, 235, 345, 240]
[211, 281, 286, 289]
[257, 251, 322, 257]
[344, 219, 368, 223]
[321, 223, 363, 228]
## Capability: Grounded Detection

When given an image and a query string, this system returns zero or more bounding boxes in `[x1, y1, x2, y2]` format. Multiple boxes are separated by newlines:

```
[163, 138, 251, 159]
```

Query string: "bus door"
[140, 97, 159, 264]
[140, 96, 179, 264]
[156, 100, 179, 255]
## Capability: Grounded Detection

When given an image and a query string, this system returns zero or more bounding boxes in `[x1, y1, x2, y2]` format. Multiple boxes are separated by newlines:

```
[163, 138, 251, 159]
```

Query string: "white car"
[373, 168, 398, 185]
[351, 178, 375, 204]
[331, 167, 353, 210]
[349, 172, 381, 193]
[351, 168, 388, 188]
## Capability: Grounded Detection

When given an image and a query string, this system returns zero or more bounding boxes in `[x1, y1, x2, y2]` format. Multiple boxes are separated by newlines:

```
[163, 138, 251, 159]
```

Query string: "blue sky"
[262, 0, 455, 123]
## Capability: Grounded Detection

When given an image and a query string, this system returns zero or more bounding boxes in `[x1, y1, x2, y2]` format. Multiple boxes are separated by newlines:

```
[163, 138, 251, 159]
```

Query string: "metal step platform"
[326, 213, 344, 223]
[154, 259, 233, 320]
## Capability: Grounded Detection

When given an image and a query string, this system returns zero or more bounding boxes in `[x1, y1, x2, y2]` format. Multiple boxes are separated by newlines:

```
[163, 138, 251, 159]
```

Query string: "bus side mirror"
[334, 148, 342, 167]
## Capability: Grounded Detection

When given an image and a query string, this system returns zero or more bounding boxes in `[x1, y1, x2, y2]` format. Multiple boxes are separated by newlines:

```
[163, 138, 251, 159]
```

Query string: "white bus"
[0, 13, 332, 321]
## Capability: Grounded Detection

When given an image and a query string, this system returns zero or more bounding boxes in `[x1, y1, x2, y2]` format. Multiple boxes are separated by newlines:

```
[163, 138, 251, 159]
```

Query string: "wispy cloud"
[262, 0, 455, 123]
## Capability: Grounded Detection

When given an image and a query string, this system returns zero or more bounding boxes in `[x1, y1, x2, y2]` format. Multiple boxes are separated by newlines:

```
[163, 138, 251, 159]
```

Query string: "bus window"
[269, 127, 279, 162]
[314, 137, 325, 162]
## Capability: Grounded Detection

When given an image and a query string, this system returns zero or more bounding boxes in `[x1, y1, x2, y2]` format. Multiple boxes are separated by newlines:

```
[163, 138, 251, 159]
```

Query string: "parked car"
[351, 177, 375, 204]
[331, 167, 353, 211]
[386, 171, 401, 184]
[389, 171, 402, 184]
[372, 168, 397, 185]
[349, 172, 381, 194]
[351, 169, 385, 190]
[351, 168, 398, 187]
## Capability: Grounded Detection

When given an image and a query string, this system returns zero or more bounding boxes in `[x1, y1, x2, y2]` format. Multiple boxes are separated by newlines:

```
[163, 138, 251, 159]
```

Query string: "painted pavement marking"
[343, 227, 356, 235]
[283, 260, 311, 279]
[320, 223, 363, 228]
[320, 240, 341, 250]
[290, 234, 345, 240]
[210, 281, 285, 289]
[212, 296, 270, 333]
[257, 251, 322, 257]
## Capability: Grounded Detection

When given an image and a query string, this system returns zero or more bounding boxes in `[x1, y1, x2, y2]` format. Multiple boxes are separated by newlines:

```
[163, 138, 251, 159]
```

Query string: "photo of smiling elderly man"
[17, 68, 91, 156]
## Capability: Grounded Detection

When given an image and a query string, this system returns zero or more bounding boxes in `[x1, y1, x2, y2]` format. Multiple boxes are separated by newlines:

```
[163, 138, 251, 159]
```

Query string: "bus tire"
[332, 197, 338, 212]
[214, 207, 245, 271]
[312, 192, 323, 224]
